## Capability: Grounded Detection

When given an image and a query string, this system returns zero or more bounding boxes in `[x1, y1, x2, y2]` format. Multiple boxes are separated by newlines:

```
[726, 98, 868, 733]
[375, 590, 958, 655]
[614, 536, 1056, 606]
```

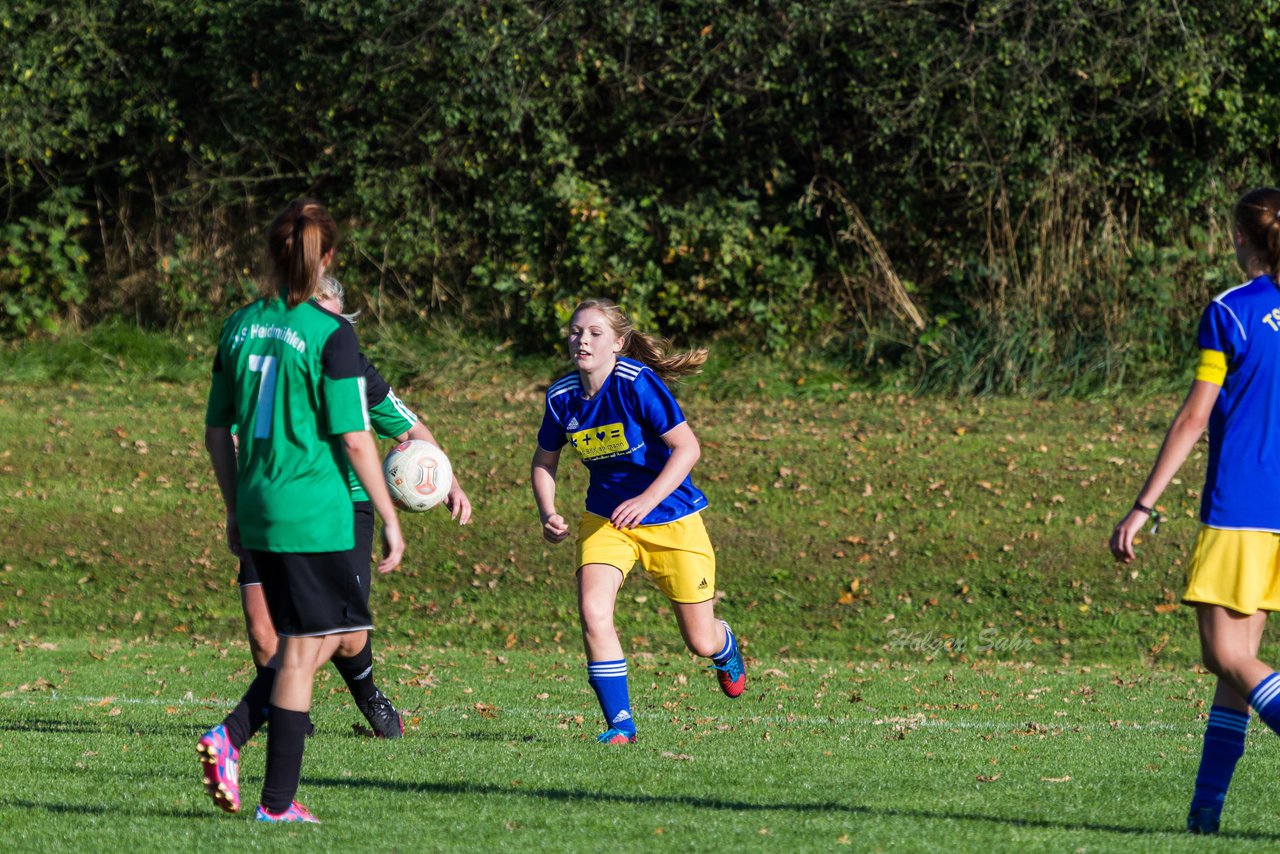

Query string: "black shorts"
[239, 502, 375, 597]
[247, 502, 378, 637]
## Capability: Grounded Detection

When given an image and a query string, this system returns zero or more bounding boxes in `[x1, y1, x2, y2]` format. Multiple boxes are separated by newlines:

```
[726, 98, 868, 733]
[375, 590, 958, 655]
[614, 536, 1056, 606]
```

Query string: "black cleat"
[359, 690, 404, 739]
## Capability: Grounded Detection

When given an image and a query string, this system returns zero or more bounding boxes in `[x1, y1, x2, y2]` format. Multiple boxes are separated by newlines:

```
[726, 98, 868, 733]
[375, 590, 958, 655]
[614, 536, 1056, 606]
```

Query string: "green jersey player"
[235, 277, 471, 740]
[197, 198, 405, 825]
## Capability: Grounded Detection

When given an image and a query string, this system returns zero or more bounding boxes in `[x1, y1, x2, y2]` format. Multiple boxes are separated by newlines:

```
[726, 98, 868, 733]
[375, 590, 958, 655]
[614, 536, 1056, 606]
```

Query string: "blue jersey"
[1197, 274, 1280, 531]
[537, 357, 708, 525]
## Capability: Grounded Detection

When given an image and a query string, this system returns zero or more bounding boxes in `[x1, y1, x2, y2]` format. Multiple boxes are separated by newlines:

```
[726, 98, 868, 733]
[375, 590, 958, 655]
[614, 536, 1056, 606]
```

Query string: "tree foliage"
[3, 1, 1279, 391]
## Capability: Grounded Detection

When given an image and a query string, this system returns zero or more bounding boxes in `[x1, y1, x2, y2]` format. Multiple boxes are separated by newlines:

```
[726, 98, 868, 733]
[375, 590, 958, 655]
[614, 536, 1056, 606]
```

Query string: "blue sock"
[1189, 705, 1248, 811]
[711, 622, 737, 666]
[1249, 672, 1280, 733]
[587, 659, 635, 735]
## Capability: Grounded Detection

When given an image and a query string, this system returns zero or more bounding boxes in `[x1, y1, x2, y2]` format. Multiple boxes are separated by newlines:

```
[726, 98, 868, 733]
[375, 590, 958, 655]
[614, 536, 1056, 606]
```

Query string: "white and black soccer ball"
[383, 439, 452, 512]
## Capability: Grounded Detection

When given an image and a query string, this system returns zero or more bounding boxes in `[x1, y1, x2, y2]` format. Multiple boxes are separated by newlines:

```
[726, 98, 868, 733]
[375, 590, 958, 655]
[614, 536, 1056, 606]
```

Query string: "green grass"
[2, 327, 1276, 849]
[0, 362, 1224, 662]
[0, 640, 1276, 851]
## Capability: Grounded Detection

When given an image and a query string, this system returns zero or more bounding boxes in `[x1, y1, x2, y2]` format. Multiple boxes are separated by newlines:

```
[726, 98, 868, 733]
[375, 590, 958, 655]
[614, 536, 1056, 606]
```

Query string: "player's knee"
[335, 633, 364, 658]
[683, 633, 721, 658]
[579, 611, 617, 644]
[1202, 646, 1252, 681]
[248, 628, 278, 666]
[578, 600, 615, 634]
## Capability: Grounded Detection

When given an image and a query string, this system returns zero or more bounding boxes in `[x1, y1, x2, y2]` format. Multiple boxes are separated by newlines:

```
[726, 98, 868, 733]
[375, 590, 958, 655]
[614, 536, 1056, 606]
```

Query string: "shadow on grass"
[0, 718, 114, 735]
[416, 731, 539, 742]
[0, 717, 214, 738]
[306, 775, 1280, 842]
[0, 798, 217, 821]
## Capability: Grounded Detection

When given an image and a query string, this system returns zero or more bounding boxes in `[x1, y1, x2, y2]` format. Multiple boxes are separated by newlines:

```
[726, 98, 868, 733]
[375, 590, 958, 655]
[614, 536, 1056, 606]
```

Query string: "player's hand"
[445, 480, 472, 526]
[611, 496, 658, 530]
[542, 512, 569, 544]
[226, 510, 247, 559]
[1110, 509, 1149, 563]
[378, 521, 405, 574]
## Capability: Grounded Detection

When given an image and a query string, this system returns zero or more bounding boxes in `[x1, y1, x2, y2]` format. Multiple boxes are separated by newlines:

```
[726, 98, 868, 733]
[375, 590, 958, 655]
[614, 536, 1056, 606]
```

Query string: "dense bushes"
[2, 1, 1278, 392]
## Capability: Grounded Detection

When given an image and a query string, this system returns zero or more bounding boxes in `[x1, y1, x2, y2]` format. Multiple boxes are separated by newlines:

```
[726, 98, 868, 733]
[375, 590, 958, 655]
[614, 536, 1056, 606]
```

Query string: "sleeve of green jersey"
[321, 322, 372, 434]
[369, 389, 419, 439]
[205, 331, 235, 427]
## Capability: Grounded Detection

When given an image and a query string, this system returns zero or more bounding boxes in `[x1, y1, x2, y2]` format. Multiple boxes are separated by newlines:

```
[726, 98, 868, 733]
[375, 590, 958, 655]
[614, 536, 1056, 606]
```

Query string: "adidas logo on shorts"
[698, 578, 708, 590]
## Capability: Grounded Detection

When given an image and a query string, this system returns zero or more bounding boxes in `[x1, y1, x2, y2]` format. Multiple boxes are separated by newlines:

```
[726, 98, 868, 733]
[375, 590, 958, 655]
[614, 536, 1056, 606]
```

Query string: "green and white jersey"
[348, 353, 420, 503]
[205, 296, 370, 552]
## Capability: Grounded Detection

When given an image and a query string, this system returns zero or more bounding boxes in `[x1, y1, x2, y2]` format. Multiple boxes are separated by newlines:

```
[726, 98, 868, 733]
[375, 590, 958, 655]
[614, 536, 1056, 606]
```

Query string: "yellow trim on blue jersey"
[1195, 348, 1227, 386]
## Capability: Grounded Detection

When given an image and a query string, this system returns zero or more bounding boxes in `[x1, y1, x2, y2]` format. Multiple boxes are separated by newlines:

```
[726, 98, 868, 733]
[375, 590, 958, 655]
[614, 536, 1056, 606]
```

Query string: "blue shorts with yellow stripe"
[1184, 525, 1280, 614]
[576, 512, 716, 604]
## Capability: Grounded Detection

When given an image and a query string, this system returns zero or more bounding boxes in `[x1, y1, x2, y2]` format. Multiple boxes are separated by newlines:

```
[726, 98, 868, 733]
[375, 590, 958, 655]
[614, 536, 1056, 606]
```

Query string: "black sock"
[222, 666, 276, 749]
[332, 639, 377, 709]
[260, 706, 310, 814]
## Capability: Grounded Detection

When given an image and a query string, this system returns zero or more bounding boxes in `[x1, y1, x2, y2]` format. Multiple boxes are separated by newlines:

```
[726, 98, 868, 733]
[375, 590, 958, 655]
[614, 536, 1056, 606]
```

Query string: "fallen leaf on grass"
[1040, 775, 1072, 783]
[975, 774, 1002, 783]
[661, 752, 693, 761]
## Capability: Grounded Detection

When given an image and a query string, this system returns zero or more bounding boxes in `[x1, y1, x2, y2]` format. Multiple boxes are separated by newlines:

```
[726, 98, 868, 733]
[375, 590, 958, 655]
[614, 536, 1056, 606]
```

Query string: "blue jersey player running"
[1111, 188, 1280, 835]
[531, 298, 746, 745]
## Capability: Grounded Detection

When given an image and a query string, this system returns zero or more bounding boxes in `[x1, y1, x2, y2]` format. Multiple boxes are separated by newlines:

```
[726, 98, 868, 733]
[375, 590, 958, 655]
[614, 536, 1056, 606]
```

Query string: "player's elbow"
[205, 426, 230, 454]
[404, 424, 432, 444]
[1175, 411, 1210, 436]
[341, 431, 374, 456]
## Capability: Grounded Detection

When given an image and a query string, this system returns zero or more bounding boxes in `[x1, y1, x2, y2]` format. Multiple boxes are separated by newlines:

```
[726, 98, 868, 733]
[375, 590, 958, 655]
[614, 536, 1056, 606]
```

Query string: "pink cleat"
[196, 724, 240, 814]
[255, 801, 320, 823]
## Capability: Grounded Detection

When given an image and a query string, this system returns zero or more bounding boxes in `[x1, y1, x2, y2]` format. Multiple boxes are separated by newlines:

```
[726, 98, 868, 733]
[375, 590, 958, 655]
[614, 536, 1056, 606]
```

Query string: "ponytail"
[266, 198, 338, 309]
[572, 298, 708, 383]
[1233, 188, 1280, 281]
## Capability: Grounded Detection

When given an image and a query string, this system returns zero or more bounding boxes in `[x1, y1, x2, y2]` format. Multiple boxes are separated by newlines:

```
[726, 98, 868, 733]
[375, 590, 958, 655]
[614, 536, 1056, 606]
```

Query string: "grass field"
[4, 326, 1280, 849]
[3, 642, 1279, 851]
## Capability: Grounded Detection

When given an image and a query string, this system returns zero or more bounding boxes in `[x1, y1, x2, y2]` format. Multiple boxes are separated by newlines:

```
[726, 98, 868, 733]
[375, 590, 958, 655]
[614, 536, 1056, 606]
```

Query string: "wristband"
[1133, 501, 1162, 534]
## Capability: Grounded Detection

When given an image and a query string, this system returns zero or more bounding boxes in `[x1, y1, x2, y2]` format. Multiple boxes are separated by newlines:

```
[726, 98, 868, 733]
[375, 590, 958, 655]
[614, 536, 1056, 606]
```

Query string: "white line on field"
[0, 691, 1213, 735]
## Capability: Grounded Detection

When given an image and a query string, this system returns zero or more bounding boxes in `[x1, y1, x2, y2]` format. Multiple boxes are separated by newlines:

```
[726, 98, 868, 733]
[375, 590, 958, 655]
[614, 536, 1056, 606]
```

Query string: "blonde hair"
[315, 275, 361, 324]
[572, 298, 707, 382]
[266, 198, 338, 309]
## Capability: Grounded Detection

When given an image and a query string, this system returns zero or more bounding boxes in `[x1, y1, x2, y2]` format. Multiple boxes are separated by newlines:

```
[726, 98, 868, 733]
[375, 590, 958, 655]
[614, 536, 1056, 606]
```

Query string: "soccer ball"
[383, 440, 452, 512]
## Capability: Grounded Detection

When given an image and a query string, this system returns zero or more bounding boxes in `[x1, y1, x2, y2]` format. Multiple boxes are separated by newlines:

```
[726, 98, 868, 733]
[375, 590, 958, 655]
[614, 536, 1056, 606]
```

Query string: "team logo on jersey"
[566, 417, 579, 431]
[568, 422, 629, 460]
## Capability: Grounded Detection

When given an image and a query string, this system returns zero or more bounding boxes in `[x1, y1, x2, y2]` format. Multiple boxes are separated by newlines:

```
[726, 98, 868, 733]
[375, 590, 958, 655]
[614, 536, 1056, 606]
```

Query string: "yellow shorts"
[1183, 526, 1280, 614]
[576, 512, 716, 604]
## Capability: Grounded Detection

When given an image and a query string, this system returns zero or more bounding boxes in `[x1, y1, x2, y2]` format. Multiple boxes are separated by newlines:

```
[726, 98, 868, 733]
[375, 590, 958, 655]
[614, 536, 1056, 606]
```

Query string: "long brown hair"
[266, 198, 338, 309]
[1234, 188, 1280, 280]
[572, 298, 707, 383]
